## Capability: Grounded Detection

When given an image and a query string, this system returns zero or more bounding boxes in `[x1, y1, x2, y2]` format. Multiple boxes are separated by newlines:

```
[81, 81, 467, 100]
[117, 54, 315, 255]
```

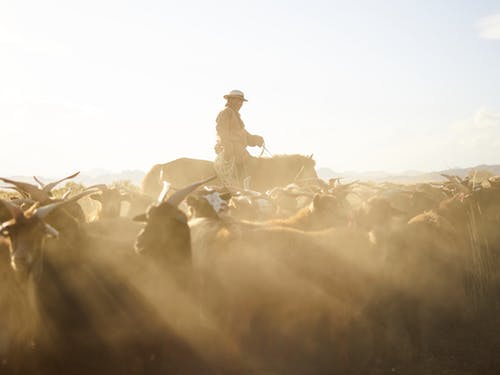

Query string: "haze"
[1, 0, 499, 177]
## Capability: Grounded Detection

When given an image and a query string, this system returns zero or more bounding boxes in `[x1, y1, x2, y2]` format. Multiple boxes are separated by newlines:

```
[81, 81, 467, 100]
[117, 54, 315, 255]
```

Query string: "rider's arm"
[247, 134, 264, 147]
[216, 109, 243, 143]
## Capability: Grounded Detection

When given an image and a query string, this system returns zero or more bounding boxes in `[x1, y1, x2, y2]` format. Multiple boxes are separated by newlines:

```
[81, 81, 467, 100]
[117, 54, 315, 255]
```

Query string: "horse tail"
[141, 163, 163, 198]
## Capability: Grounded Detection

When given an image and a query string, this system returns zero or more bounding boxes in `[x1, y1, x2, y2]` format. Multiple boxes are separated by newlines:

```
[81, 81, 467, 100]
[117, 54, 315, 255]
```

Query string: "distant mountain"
[317, 164, 500, 184]
[74, 170, 145, 186]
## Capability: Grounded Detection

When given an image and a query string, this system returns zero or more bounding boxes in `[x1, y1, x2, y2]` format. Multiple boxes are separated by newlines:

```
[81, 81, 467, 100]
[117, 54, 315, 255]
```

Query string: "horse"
[141, 154, 318, 197]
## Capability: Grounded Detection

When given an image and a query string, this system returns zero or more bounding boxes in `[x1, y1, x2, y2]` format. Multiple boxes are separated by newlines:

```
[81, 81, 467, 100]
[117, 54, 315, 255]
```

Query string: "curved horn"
[41, 171, 80, 193]
[33, 176, 45, 188]
[166, 176, 217, 207]
[0, 185, 27, 197]
[0, 177, 47, 201]
[61, 190, 72, 200]
[84, 184, 108, 192]
[157, 181, 171, 204]
[35, 187, 101, 219]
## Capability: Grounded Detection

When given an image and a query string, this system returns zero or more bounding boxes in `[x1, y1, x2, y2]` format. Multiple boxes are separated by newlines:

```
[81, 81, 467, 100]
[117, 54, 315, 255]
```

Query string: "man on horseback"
[214, 89, 264, 187]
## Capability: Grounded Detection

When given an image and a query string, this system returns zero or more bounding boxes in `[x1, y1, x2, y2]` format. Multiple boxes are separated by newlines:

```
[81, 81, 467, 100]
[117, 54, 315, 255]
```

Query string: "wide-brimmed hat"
[223, 89, 248, 101]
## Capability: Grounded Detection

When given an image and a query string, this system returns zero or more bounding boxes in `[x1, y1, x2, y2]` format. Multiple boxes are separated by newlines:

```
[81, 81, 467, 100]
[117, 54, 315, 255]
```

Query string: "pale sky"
[1, 0, 499, 177]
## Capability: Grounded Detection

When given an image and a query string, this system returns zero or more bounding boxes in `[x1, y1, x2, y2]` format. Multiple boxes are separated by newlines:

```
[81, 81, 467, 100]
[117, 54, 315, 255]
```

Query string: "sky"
[1, 0, 499, 177]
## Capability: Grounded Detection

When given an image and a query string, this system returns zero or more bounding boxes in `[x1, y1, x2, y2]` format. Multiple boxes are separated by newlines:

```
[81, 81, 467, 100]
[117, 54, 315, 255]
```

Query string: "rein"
[258, 145, 311, 183]
[294, 165, 306, 181]
[259, 143, 273, 157]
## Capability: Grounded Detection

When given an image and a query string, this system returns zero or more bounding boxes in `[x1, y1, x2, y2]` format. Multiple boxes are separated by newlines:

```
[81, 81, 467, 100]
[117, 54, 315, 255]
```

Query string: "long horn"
[41, 171, 80, 193]
[166, 176, 217, 207]
[33, 176, 45, 188]
[0, 177, 47, 201]
[61, 190, 72, 199]
[35, 187, 101, 219]
[84, 184, 108, 192]
[157, 181, 171, 204]
[0, 186, 27, 197]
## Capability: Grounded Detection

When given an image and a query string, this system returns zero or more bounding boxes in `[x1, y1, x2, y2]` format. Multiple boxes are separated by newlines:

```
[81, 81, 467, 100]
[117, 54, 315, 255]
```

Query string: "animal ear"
[220, 192, 232, 201]
[308, 154, 314, 159]
[133, 213, 148, 222]
[166, 175, 217, 207]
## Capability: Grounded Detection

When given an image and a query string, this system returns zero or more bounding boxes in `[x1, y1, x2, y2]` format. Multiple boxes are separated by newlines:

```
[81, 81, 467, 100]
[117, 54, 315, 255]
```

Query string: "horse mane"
[247, 154, 318, 191]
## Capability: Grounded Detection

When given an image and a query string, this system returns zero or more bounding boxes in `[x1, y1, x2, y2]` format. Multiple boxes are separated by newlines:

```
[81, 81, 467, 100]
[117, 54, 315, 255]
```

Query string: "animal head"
[356, 196, 406, 230]
[311, 193, 352, 227]
[90, 186, 129, 219]
[0, 201, 55, 277]
[134, 201, 190, 258]
[0, 188, 98, 279]
[133, 176, 216, 263]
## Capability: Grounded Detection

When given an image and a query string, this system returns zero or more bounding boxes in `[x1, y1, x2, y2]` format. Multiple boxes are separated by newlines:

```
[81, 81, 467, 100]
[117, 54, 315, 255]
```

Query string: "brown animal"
[268, 193, 352, 230]
[0, 187, 214, 375]
[0, 172, 80, 203]
[142, 158, 216, 198]
[142, 154, 318, 197]
[134, 176, 217, 269]
[90, 186, 128, 219]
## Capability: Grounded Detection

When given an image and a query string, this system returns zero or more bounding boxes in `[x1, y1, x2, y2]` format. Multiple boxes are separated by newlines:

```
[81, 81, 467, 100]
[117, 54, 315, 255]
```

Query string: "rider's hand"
[254, 135, 264, 147]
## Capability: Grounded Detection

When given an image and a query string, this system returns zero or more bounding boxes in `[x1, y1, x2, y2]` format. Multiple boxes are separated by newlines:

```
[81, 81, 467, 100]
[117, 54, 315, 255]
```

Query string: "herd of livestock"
[1, 155, 500, 374]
